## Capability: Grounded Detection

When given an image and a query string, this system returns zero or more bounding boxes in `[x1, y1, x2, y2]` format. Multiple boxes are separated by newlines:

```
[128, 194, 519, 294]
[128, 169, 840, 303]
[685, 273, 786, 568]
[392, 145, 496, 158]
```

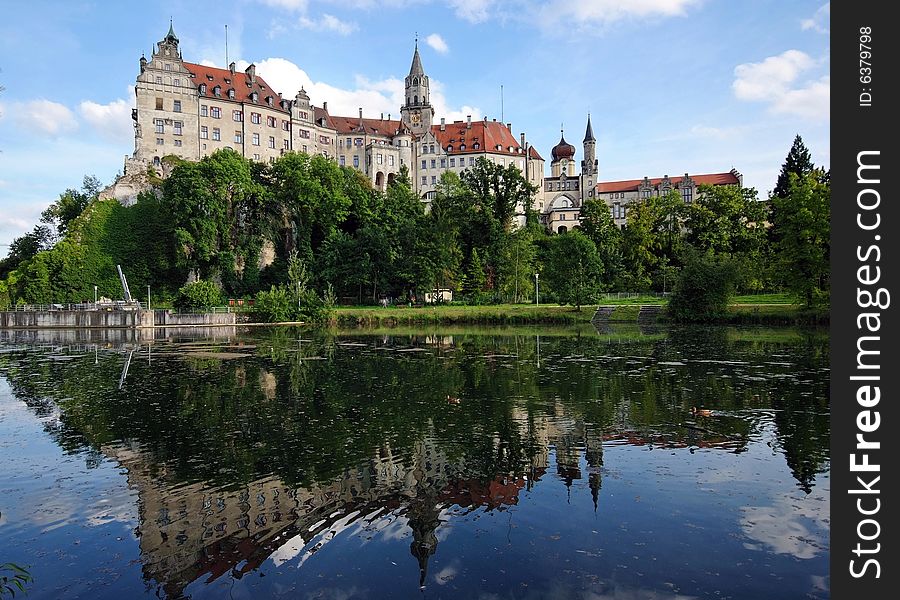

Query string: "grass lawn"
[334, 303, 599, 325]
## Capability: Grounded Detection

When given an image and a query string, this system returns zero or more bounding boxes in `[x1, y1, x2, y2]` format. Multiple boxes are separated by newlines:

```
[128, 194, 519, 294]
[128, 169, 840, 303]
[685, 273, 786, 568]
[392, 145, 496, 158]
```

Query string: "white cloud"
[733, 50, 829, 121]
[449, 0, 494, 23]
[297, 13, 358, 35]
[79, 99, 133, 143]
[249, 56, 481, 124]
[426, 33, 449, 54]
[801, 3, 829, 34]
[534, 0, 702, 29]
[260, 0, 309, 10]
[11, 99, 78, 137]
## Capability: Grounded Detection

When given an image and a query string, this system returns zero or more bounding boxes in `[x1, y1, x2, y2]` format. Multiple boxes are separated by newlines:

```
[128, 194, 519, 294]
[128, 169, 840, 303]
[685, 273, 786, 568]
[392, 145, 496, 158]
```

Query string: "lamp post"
[147, 285, 151, 312]
[94, 285, 98, 306]
[534, 273, 539, 305]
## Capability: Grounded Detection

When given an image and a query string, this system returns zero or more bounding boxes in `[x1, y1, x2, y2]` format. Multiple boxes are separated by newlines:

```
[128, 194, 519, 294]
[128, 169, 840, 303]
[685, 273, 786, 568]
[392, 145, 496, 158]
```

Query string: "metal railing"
[6, 302, 143, 312]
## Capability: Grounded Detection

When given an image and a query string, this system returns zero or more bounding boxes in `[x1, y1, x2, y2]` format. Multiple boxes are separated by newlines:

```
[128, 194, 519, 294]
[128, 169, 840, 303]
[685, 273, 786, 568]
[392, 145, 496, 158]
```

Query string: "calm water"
[0, 325, 830, 599]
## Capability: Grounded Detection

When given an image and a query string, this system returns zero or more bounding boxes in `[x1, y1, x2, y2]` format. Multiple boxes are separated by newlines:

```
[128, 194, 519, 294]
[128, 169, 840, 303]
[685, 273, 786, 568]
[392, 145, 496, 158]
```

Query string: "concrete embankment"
[0, 309, 236, 329]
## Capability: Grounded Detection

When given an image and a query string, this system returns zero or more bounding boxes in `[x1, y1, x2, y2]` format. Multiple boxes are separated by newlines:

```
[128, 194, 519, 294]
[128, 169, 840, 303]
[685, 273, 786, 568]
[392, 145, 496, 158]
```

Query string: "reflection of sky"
[740, 486, 830, 559]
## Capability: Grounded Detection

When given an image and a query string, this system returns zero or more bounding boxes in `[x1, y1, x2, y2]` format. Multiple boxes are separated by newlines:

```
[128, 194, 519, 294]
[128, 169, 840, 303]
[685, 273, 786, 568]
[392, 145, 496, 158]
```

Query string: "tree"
[0, 225, 53, 277]
[667, 247, 738, 322]
[770, 170, 830, 307]
[461, 157, 537, 232]
[544, 231, 603, 310]
[577, 197, 622, 289]
[684, 185, 766, 257]
[773, 135, 814, 199]
[41, 175, 102, 240]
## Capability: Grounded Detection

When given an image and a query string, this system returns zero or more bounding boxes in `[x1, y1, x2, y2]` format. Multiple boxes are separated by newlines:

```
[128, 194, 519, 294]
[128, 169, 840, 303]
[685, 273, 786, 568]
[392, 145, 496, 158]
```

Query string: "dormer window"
[228, 88, 235, 99]
[266, 96, 274, 106]
[224, 78, 231, 84]
[199, 83, 207, 94]
[213, 85, 221, 97]
[447, 145, 453, 152]
[460, 144, 466, 151]
[207, 75, 213, 81]
[251, 92, 258, 103]
[473, 142, 480, 150]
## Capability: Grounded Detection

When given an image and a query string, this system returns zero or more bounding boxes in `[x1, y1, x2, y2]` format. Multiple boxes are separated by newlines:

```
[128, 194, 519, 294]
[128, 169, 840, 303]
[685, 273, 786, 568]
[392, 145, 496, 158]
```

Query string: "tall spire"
[583, 113, 595, 143]
[409, 40, 425, 77]
[165, 18, 178, 43]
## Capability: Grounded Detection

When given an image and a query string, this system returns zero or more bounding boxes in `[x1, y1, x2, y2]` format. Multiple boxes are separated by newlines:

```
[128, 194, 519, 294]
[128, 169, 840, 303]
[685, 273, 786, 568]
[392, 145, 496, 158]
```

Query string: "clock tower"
[400, 39, 433, 137]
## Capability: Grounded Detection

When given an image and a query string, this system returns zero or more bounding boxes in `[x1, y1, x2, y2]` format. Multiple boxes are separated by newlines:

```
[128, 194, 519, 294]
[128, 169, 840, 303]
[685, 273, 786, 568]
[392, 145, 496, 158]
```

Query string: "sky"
[0, 0, 830, 248]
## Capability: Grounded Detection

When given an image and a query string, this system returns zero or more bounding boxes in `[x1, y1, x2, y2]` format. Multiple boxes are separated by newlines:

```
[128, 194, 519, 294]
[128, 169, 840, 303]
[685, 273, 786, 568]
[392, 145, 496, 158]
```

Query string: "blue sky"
[0, 0, 830, 247]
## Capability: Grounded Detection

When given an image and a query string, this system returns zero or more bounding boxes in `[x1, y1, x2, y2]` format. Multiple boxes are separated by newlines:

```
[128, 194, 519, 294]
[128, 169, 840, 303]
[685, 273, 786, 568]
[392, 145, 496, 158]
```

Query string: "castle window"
[174, 121, 183, 135]
[211, 107, 221, 118]
[269, 136, 275, 149]
[389, 155, 395, 166]
[681, 186, 693, 204]
[228, 89, 235, 99]
[234, 131, 242, 144]
[200, 84, 207, 94]
[469, 157, 474, 166]
[377, 154, 383, 164]
[174, 139, 182, 147]
[201, 126, 208, 139]
[251, 92, 258, 103]
[460, 144, 465, 151]
[154, 119, 164, 134]
[355, 138, 363, 146]
[353, 156, 360, 168]
[413, 77, 419, 86]
[473, 142, 479, 149]
[422, 176, 427, 185]
[212, 128, 221, 141]
[450, 158, 455, 167]
[299, 129, 310, 139]
[164, 63, 171, 71]
[251, 112, 260, 124]
[431, 176, 437, 185]
[429, 144, 435, 153]
[253, 154, 260, 160]
[267, 116, 276, 127]
[447, 145, 453, 152]
[174, 78, 180, 87]
[340, 155, 346, 166]
[173, 100, 181, 113]
[421, 160, 427, 170]
[284, 139, 289, 150]
[431, 159, 436, 169]
[214, 86, 221, 97]
[155, 97, 163, 110]
[156, 138, 164, 145]
[252, 133, 260, 146]
[267, 96, 274, 106]
[233, 110, 242, 122]
[282, 120, 289, 131]
[413, 95, 418, 104]
[440, 158, 446, 168]
[155, 76, 162, 84]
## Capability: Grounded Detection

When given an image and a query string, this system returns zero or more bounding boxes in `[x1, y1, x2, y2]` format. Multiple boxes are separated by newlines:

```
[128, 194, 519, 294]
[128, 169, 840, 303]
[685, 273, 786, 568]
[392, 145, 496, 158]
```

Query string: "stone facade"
[130, 27, 541, 207]
[538, 114, 743, 232]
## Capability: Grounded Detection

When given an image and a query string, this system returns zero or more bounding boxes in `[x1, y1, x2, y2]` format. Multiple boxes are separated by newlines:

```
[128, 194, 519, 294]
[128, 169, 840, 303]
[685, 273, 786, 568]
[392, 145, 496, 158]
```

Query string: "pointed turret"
[165, 19, 178, 43]
[409, 43, 425, 77]
[583, 113, 595, 143]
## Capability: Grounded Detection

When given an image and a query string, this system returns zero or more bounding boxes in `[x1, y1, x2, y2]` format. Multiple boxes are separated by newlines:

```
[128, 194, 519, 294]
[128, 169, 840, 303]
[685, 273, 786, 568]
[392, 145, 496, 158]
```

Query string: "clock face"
[411, 111, 421, 124]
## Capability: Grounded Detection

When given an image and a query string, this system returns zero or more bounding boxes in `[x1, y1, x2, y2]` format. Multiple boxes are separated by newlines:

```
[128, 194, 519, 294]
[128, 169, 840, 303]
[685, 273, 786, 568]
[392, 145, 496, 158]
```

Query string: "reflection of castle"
[103, 407, 608, 596]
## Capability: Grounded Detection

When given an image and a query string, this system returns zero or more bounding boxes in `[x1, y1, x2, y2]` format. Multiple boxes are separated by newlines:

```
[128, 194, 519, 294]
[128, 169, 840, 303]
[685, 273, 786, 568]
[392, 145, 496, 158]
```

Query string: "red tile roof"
[528, 146, 544, 161]
[597, 172, 740, 193]
[431, 120, 526, 157]
[329, 115, 405, 137]
[184, 62, 289, 113]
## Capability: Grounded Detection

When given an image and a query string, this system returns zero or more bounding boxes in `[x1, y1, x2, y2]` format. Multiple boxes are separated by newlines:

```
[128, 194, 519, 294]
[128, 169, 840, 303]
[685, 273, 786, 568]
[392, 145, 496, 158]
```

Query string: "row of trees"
[0, 136, 829, 318]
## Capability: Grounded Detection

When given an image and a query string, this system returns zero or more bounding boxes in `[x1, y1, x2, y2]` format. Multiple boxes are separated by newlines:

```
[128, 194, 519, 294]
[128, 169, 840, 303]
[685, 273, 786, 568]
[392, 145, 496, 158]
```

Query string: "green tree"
[667, 248, 738, 322]
[41, 175, 102, 239]
[544, 231, 603, 310]
[462, 248, 486, 296]
[461, 157, 536, 231]
[0, 225, 53, 277]
[174, 280, 223, 311]
[771, 170, 830, 307]
[773, 134, 814, 199]
[684, 185, 766, 257]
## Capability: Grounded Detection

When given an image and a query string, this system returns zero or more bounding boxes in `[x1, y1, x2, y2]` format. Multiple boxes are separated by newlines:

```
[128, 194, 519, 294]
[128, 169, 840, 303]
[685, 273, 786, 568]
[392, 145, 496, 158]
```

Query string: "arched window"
[414, 95, 418, 104]
[447, 145, 453, 152]
[413, 77, 419, 86]
[429, 144, 435, 153]
[557, 225, 567, 234]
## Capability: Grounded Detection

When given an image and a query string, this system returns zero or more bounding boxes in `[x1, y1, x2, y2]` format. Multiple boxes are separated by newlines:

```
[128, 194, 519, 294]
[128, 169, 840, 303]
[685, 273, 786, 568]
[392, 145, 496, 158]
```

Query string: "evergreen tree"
[773, 134, 814, 199]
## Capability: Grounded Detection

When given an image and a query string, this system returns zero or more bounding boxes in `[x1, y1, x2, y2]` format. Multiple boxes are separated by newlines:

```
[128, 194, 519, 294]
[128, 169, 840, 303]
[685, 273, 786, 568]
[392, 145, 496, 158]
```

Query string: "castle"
[122, 23, 741, 230]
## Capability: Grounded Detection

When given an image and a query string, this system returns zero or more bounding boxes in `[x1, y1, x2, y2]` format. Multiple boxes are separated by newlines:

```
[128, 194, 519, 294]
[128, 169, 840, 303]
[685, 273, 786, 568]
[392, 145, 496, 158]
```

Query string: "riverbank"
[332, 298, 827, 327]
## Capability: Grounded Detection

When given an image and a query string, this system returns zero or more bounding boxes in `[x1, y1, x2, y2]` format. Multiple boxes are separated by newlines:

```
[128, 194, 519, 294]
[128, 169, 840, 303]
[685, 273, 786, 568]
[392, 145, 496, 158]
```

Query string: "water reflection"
[0, 326, 829, 599]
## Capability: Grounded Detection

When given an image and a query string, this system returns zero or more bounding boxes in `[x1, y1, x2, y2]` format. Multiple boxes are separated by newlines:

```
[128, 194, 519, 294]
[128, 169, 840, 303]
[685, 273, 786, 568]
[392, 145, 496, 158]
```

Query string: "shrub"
[255, 285, 296, 323]
[667, 248, 737, 322]
[174, 280, 223, 312]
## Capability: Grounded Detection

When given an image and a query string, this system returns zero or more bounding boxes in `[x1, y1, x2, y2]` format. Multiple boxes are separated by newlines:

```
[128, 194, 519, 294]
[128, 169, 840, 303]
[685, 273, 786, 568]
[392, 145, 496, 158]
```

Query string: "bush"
[255, 285, 296, 323]
[667, 249, 737, 322]
[174, 280, 223, 312]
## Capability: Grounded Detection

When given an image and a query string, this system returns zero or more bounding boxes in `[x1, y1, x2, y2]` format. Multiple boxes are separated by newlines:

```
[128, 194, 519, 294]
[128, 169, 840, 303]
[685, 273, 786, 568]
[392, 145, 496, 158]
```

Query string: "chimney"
[388, 113, 391, 121]
[520, 132, 526, 148]
[245, 64, 256, 83]
[229, 61, 236, 75]
[440, 117, 445, 131]
[380, 112, 384, 120]
[466, 115, 471, 129]
[359, 107, 363, 119]
[507, 122, 512, 132]
[484, 116, 488, 123]
[323, 101, 328, 112]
